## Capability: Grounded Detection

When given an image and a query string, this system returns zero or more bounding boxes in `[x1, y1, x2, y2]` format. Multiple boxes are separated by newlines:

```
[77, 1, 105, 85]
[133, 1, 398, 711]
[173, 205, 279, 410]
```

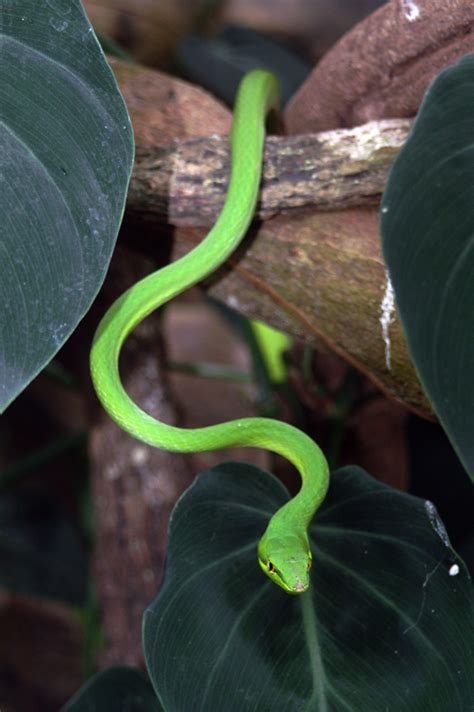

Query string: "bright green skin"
[90, 70, 329, 594]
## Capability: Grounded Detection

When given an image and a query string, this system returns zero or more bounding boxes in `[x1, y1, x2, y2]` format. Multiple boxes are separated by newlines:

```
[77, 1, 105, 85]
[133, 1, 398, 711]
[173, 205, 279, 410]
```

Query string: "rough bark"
[128, 119, 411, 226]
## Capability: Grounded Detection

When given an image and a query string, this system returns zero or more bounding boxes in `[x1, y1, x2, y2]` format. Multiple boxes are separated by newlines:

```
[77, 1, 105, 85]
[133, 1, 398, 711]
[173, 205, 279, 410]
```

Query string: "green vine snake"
[90, 69, 329, 594]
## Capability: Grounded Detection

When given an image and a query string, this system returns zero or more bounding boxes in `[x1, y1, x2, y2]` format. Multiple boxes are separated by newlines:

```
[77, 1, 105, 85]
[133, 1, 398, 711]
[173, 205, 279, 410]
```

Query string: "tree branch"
[128, 119, 411, 226]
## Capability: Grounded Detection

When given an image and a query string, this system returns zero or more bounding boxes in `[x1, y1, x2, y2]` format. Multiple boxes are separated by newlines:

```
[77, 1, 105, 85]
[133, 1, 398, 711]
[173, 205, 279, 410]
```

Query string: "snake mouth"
[284, 579, 309, 595]
[293, 580, 309, 593]
[270, 575, 308, 595]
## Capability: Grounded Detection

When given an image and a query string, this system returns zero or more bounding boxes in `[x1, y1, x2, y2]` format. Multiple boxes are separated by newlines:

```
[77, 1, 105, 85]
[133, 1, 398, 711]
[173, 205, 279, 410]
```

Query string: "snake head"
[257, 534, 312, 594]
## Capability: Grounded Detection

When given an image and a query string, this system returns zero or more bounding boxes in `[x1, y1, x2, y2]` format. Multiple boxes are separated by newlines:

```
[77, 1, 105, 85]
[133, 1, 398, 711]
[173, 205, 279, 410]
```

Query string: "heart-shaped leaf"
[144, 462, 473, 711]
[381, 54, 474, 479]
[0, 1, 134, 411]
[63, 667, 163, 711]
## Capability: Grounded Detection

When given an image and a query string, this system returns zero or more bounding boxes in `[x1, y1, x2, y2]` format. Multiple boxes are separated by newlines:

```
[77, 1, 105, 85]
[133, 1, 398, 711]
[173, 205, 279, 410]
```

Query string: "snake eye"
[307, 559, 312, 572]
[267, 561, 276, 574]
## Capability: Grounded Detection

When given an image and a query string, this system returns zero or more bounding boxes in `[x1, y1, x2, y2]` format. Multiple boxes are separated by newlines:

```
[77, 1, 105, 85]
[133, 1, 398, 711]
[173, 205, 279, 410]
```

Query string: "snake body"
[90, 70, 329, 594]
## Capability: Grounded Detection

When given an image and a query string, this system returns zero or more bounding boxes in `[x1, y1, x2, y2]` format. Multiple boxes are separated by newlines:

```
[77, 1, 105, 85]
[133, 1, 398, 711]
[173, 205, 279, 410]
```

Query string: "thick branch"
[128, 119, 411, 226]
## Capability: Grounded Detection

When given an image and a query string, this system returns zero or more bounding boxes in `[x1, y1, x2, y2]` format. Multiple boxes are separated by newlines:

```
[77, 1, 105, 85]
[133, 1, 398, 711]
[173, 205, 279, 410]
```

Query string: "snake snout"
[291, 577, 310, 595]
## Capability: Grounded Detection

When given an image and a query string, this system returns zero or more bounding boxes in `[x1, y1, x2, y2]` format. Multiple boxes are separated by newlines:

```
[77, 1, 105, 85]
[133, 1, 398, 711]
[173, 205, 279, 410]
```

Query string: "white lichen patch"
[318, 119, 409, 164]
[425, 500, 451, 548]
[401, 0, 421, 21]
[379, 271, 395, 370]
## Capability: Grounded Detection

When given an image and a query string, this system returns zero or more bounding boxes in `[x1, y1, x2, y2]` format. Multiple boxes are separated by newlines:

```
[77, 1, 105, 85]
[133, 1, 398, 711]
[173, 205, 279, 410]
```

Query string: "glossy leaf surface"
[381, 54, 474, 479]
[0, 1, 134, 410]
[144, 463, 473, 711]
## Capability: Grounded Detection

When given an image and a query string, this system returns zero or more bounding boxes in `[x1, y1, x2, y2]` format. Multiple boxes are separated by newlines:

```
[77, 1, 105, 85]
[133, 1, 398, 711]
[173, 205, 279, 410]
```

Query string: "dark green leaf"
[381, 54, 474, 479]
[0, 490, 87, 604]
[0, 1, 134, 411]
[144, 463, 473, 711]
[63, 667, 163, 712]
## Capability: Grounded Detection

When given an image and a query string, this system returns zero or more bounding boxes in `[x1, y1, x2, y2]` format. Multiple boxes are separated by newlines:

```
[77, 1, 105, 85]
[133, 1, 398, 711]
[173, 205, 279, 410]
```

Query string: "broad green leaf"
[0, 491, 86, 604]
[144, 463, 473, 711]
[63, 667, 163, 712]
[0, 1, 134, 411]
[381, 54, 474, 479]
